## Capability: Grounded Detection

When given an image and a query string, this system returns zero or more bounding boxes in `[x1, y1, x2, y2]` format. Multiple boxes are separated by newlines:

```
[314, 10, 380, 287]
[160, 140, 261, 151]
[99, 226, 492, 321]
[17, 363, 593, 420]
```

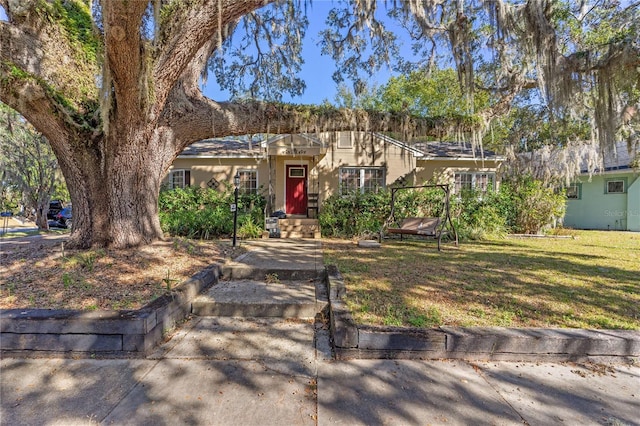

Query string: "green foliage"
[451, 190, 508, 240]
[330, 68, 487, 134]
[497, 105, 591, 152]
[320, 176, 565, 239]
[210, 2, 308, 101]
[498, 175, 567, 234]
[40, 0, 100, 62]
[319, 191, 391, 238]
[158, 186, 265, 239]
[0, 103, 67, 227]
[394, 186, 444, 219]
[379, 68, 489, 118]
[238, 217, 264, 239]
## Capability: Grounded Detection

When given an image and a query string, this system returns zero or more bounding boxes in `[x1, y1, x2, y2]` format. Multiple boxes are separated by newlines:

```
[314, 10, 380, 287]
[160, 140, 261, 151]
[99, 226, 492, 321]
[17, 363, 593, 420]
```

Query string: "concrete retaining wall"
[1, 265, 221, 356]
[326, 265, 640, 362]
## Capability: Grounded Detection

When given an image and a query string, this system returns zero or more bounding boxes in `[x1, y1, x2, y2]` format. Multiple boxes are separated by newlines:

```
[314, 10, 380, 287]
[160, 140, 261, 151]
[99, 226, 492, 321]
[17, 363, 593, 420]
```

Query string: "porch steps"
[278, 218, 321, 239]
[191, 278, 322, 319]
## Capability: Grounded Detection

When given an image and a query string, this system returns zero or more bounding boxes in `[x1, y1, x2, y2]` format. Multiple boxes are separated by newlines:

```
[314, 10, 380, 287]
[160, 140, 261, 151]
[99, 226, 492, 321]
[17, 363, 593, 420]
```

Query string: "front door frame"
[284, 161, 309, 215]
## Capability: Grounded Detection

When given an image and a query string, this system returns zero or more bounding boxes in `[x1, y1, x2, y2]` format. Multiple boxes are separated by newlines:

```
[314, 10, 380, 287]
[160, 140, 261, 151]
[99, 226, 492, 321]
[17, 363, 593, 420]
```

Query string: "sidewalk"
[1, 239, 639, 425]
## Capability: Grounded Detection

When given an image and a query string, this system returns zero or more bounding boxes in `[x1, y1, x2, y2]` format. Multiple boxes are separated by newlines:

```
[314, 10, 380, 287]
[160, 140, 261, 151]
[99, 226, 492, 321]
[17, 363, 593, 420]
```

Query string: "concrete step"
[192, 278, 325, 319]
[272, 219, 321, 239]
[278, 218, 319, 226]
[279, 225, 319, 232]
[279, 231, 316, 239]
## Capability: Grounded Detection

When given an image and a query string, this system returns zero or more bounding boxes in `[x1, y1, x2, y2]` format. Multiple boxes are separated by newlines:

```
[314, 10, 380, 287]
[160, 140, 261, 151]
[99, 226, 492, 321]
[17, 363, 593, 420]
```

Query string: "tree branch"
[151, 0, 274, 117]
[0, 68, 76, 151]
[101, 1, 149, 121]
[162, 83, 474, 153]
[0, 20, 97, 105]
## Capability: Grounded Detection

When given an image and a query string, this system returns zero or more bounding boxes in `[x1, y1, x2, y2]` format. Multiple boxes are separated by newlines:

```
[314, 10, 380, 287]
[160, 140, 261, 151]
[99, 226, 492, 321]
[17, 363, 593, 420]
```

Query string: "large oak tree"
[1, 0, 638, 248]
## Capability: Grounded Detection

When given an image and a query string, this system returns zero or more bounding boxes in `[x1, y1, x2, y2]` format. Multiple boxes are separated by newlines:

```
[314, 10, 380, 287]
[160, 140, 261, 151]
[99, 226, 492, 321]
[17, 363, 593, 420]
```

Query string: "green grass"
[323, 231, 640, 329]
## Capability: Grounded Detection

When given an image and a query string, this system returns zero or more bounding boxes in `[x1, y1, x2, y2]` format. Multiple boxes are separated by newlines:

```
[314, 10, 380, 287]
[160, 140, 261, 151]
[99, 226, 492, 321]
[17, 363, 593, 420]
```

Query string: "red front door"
[286, 165, 307, 215]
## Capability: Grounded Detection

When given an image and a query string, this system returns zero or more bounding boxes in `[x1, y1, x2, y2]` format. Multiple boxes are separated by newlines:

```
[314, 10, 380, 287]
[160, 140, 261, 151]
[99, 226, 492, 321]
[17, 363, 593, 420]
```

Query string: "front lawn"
[323, 231, 640, 329]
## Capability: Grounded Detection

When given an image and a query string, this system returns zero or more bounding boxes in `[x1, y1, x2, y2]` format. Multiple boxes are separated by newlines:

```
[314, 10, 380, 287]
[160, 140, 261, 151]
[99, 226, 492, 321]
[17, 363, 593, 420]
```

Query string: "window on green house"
[566, 183, 581, 199]
[606, 179, 625, 194]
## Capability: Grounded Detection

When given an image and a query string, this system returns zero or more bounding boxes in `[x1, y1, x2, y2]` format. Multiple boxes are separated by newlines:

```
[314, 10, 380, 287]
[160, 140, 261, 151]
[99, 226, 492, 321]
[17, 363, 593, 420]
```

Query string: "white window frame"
[337, 132, 353, 149]
[339, 167, 385, 194]
[169, 169, 190, 189]
[454, 172, 496, 194]
[605, 179, 625, 194]
[288, 167, 306, 178]
[238, 169, 258, 194]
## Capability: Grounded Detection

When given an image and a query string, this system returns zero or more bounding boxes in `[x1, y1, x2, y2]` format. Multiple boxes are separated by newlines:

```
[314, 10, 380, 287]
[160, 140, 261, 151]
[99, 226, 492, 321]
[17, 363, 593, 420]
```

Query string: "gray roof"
[598, 141, 638, 171]
[179, 139, 265, 158]
[179, 135, 504, 161]
[413, 141, 502, 160]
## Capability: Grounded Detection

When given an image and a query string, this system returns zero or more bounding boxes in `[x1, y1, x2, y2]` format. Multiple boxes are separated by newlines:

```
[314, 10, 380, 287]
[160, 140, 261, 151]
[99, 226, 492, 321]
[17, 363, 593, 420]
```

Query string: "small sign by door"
[265, 218, 279, 229]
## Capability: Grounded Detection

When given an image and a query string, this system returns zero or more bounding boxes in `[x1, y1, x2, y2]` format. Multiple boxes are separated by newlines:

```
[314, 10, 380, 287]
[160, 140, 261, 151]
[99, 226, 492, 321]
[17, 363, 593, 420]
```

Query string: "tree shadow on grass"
[323, 237, 639, 329]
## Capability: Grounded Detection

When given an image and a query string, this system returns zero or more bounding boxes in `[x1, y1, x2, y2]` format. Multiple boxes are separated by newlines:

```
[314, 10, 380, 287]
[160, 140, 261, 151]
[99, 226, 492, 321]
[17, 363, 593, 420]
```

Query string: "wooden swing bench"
[381, 185, 458, 251]
[387, 217, 441, 239]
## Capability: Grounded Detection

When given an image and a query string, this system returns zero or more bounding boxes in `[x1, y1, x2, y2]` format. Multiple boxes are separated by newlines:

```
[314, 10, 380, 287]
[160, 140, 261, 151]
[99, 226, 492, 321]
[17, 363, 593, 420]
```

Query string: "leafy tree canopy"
[0, 0, 637, 248]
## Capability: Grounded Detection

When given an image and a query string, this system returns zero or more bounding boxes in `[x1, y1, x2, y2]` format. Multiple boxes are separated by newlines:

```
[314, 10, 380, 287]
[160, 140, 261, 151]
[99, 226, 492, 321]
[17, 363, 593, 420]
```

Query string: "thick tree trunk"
[62, 126, 174, 249]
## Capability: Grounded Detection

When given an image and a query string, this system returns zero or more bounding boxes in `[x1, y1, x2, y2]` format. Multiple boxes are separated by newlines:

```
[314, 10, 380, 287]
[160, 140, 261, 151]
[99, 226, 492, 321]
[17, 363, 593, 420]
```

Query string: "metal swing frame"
[380, 184, 459, 251]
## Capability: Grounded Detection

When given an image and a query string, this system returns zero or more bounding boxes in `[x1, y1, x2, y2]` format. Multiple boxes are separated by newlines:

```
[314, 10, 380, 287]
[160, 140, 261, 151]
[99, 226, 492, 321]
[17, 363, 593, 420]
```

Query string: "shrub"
[451, 190, 507, 240]
[498, 175, 566, 234]
[238, 217, 264, 239]
[319, 190, 391, 238]
[158, 187, 265, 239]
[319, 175, 564, 240]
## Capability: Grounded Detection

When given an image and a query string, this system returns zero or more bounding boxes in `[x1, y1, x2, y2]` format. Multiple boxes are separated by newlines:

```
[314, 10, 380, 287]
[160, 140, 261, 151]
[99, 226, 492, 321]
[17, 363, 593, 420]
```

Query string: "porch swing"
[380, 185, 459, 251]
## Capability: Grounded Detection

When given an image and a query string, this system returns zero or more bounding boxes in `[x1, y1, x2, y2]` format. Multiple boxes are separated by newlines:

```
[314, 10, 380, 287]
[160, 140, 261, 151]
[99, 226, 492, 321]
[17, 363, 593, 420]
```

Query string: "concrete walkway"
[1, 239, 639, 426]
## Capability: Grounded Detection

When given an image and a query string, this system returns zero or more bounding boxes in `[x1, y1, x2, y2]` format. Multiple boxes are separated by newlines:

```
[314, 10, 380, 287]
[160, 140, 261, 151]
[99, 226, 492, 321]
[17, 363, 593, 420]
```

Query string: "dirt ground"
[0, 235, 245, 311]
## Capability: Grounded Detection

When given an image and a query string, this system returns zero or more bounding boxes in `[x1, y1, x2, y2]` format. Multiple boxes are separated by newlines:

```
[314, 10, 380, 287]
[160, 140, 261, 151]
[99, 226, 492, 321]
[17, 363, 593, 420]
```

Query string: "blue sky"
[203, 1, 411, 105]
[0, 2, 409, 105]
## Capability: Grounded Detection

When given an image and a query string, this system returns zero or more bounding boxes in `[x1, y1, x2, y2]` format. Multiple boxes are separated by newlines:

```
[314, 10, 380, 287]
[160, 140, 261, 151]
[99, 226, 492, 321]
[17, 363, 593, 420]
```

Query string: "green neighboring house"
[563, 142, 639, 231]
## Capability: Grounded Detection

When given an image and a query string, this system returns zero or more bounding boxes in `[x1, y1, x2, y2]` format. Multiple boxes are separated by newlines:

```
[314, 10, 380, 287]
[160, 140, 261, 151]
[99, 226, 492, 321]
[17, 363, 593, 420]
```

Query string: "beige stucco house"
[165, 131, 504, 217]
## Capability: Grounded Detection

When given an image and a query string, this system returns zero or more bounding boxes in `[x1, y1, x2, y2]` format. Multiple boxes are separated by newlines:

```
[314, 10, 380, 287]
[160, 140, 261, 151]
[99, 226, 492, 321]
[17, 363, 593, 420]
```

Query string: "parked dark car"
[55, 206, 72, 229]
[47, 200, 64, 220]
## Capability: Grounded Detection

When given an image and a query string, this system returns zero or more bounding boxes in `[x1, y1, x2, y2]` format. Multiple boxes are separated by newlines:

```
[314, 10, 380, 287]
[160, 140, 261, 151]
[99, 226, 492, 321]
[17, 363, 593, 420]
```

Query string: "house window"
[340, 167, 385, 194]
[288, 167, 305, 178]
[605, 179, 625, 194]
[454, 172, 495, 194]
[566, 183, 581, 199]
[168, 169, 190, 189]
[337, 132, 353, 149]
[238, 170, 258, 194]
